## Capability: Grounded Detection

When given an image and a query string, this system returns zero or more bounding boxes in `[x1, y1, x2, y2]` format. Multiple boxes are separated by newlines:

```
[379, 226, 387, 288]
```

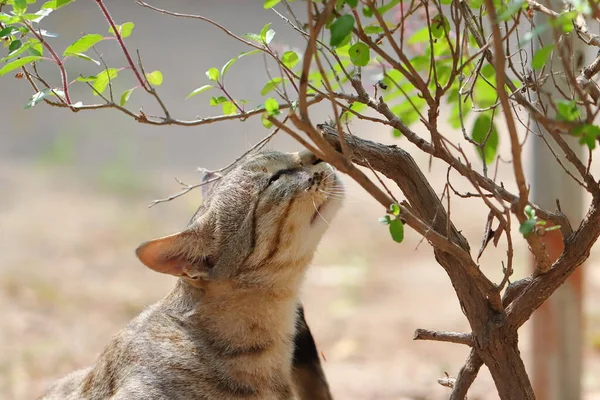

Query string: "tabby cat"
[40, 150, 343, 400]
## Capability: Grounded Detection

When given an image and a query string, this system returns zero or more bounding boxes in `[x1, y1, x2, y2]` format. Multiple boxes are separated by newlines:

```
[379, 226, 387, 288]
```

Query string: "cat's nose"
[309, 171, 324, 186]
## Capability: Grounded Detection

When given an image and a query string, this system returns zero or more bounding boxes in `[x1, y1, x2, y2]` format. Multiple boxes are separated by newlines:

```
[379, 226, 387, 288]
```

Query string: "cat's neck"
[160, 275, 301, 343]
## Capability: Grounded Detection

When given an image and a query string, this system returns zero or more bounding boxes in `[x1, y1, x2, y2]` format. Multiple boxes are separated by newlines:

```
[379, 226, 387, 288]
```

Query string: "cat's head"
[136, 150, 344, 289]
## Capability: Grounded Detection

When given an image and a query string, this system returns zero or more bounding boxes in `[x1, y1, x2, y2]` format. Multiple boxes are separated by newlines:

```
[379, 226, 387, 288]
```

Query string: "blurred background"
[1, 1, 600, 399]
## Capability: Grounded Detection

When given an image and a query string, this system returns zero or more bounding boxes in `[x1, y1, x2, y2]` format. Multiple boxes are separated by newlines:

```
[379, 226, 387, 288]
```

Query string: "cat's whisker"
[312, 198, 332, 227]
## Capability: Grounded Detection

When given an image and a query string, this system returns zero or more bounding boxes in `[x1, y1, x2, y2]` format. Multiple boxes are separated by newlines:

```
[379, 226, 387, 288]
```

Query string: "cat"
[40, 150, 343, 400]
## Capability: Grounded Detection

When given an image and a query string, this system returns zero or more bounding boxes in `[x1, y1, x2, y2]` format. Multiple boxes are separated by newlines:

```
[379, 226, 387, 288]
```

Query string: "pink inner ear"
[136, 232, 188, 276]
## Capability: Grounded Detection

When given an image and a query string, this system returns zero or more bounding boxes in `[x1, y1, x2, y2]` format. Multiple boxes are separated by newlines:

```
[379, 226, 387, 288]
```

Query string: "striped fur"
[40, 150, 343, 400]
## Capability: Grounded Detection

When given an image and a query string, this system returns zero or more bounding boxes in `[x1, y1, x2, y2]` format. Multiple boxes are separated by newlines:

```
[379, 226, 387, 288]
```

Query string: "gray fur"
[40, 150, 343, 400]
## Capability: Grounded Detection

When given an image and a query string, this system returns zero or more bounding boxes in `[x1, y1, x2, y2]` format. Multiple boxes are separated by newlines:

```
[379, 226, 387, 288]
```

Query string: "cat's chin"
[309, 195, 343, 226]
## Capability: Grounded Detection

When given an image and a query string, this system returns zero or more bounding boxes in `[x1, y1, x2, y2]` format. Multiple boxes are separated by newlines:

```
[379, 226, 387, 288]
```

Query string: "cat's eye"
[268, 168, 295, 185]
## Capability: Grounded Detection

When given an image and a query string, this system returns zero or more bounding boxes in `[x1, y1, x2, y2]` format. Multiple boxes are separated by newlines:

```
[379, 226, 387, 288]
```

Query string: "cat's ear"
[198, 169, 222, 200]
[135, 231, 212, 280]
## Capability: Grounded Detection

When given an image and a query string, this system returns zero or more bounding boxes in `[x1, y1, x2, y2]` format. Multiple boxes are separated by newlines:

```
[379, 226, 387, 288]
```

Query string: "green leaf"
[362, 6, 373, 17]
[186, 84, 213, 99]
[8, 39, 21, 53]
[92, 68, 118, 95]
[519, 219, 536, 236]
[329, 14, 355, 47]
[108, 22, 135, 38]
[431, 14, 450, 38]
[76, 75, 97, 82]
[0, 26, 18, 38]
[348, 42, 370, 67]
[341, 101, 368, 122]
[120, 87, 135, 106]
[146, 70, 163, 86]
[25, 88, 51, 109]
[0, 55, 41, 76]
[209, 96, 228, 106]
[261, 112, 273, 128]
[221, 49, 260, 78]
[408, 27, 430, 45]
[377, 0, 400, 15]
[206, 67, 220, 82]
[281, 51, 299, 69]
[68, 52, 100, 65]
[389, 218, 404, 243]
[41, 0, 74, 10]
[13, 0, 27, 14]
[261, 77, 288, 95]
[260, 23, 275, 45]
[364, 25, 384, 34]
[532, 45, 553, 70]
[222, 100, 236, 115]
[389, 203, 401, 216]
[264, 97, 279, 116]
[345, 0, 358, 6]
[471, 114, 499, 165]
[524, 205, 535, 219]
[556, 99, 579, 122]
[573, 123, 600, 150]
[63, 34, 104, 56]
[263, 0, 280, 8]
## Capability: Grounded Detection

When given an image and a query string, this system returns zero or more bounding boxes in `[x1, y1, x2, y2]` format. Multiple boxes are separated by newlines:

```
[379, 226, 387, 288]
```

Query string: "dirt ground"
[1, 157, 600, 400]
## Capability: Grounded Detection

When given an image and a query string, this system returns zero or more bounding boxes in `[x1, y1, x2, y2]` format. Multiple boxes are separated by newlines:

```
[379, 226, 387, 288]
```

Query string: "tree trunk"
[477, 328, 536, 400]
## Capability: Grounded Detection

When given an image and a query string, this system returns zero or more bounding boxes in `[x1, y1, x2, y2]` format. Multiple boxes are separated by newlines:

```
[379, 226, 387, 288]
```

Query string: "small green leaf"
[261, 112, 273, 128]
[41, 0, 74, 10]
[362, 6, 373, 17]
[186, 84, 213, 99]
[556, 99, 579, 122]
[120, 88, 135, 106]
[263, 0, 281, 8]
[260, 23, 273, 44]
[573, 123, 600, 150]
[364, 25, 384, 34]
[524, 205, 535, 219]
[221, 49, 260, 78]
[389, 203, 401, 216]
[146, 70, 163, 86]
[206, 67, 220, 82]
[519, 219, 536, 236]
[108, 21, 134, 38]
[0, 55, 41, 76]
[264, 97, 279, 116]
[68, 52, 100, 65]
[389, 218, 404, 243]
[0, 26, 18, 38]
[209, 96, 228, 106]
[76, 75, 97, 82]
[348, 42, 370, 67]
[345, 0, 358, 7]
[13, 0, 27, 14]
[222, 101, 236, 115]
[431, 14, 450, 38]
[471, 114, 499, 165]
[8, 39, 21, 53]
[281, 51, 299, 69]
[92, 68, 118, 95]
[25, 88, 51, 109]
[329, 14, 355, 47]
[261, 77, 288, 95]
[265, 29, 276, 45]
[532, 45, 553, 70]
[63, 34, 104, 56]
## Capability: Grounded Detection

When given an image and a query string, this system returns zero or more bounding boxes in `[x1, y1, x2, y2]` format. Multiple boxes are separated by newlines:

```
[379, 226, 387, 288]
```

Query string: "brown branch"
[413, 329, 473, 346]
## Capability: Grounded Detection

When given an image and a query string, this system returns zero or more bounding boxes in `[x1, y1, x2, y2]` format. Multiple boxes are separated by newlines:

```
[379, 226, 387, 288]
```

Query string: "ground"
[1, 159, 600, 400]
